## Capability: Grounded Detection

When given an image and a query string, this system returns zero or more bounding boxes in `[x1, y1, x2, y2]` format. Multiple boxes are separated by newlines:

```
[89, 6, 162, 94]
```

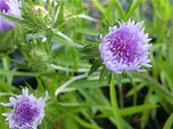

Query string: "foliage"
[0, 0, 173, 129]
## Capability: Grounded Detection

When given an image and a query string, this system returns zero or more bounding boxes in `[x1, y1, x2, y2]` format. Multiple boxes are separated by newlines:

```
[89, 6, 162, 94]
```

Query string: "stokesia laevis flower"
[2, 88, 48, 129]
[99, 20, 152, 73]
[0, 0, 21, 32]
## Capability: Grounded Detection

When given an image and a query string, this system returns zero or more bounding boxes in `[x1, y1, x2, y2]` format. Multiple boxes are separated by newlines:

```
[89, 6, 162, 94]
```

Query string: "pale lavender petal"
[0, 0, 21, 32]
[2, 88, 48, 129]
[99, 20, 152, 73]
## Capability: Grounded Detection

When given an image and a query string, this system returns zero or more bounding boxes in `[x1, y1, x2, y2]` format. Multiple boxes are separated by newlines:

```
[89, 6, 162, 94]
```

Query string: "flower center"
[109, 34, 137, 64]
[0, 0, 10, 12]
[14, 99, 40, 126]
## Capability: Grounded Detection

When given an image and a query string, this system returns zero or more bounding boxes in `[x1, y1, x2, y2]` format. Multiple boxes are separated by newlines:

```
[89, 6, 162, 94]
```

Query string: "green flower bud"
[28, 47, 50, 71]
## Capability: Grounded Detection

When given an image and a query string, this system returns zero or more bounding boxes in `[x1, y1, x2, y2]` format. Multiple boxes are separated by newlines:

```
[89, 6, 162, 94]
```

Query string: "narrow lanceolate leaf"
[92, 0, 105, 14]
[120, 104, 158, 116]
[163, 113, 173, 129]
[0, 12, 31, 29]
[95, 104, 158, 117]
[75, 117, 102, 129]
[99, 67, 107, 84]
[126, 0, 143, 20]
[114, 0, 125, 19]
[89, 59, 102, 75]
[122, 72, 133, 84]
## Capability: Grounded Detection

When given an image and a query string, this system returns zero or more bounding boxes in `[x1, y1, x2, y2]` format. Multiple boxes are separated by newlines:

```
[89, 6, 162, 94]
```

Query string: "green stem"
[118, 84, 124, 108]
[110, 74, 123, 129]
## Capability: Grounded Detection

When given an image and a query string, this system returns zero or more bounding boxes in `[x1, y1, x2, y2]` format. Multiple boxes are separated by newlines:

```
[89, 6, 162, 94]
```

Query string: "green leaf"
[75, 116, 102, 129]
[92, 0, 105, 14]
[120, 104, 158, 116]
[99, 67, 107, 84]
[125, 0, 142, 20]
[95, 104, 158, 117]
[163, 113, 173, 129]
[89, 59, 102, 75]
[76, 28, 99, 36]
[122, 72, 133, 84]
[0, 12, 31, 29]
[114, 0, 125, 19]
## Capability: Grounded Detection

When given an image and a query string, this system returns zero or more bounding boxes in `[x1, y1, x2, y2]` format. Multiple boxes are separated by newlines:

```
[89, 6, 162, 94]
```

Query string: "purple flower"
[99, 20, 152, 73]
[2, 88, 48, 129]
[0, 0, 21, 32]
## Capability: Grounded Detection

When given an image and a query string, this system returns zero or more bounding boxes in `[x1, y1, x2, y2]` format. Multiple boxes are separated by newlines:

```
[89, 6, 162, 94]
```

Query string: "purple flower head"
[3, 88, 48, 129]
[0, 0, 21, 32]
[99, 20, 152, 73]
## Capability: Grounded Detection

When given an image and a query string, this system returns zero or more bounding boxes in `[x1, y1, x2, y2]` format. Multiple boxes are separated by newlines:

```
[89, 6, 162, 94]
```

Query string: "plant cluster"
[0, 0, 173, 129]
